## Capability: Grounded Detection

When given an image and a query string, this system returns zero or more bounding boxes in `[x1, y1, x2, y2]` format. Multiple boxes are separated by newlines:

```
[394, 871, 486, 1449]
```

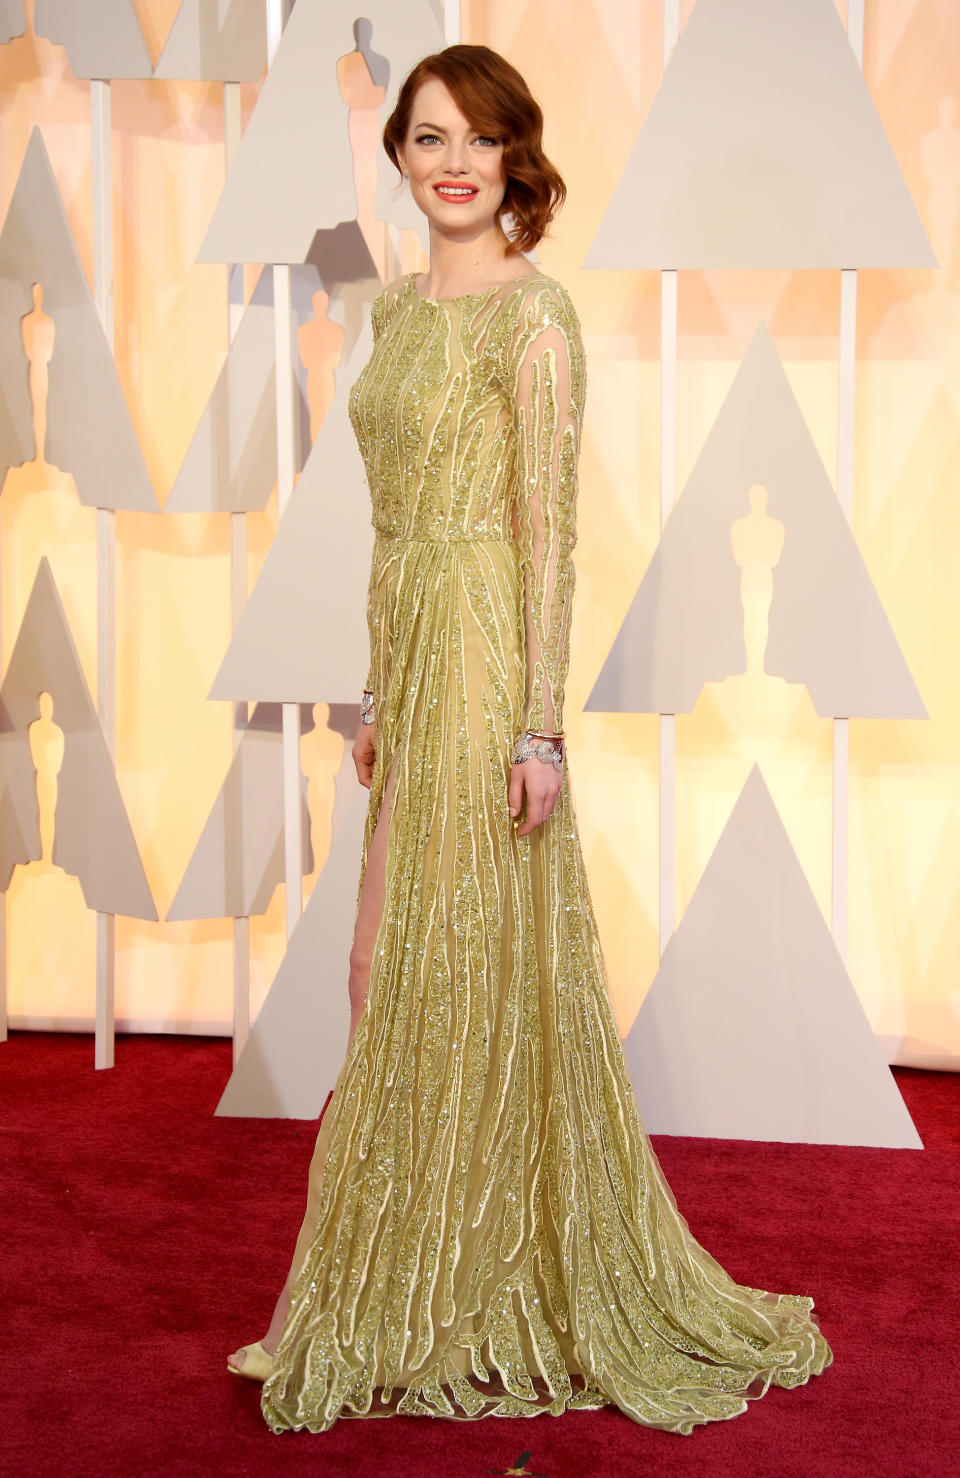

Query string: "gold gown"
[260, 270, 832, 1434]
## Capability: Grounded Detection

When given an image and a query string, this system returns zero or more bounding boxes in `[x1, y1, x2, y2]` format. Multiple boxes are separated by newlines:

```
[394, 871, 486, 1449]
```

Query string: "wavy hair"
[382, 44, 566, 256]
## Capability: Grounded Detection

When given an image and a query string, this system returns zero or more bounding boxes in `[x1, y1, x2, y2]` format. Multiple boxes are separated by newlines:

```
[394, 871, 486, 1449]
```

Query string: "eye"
[474, 135, 500, 147]
[415, 133, 441, 144]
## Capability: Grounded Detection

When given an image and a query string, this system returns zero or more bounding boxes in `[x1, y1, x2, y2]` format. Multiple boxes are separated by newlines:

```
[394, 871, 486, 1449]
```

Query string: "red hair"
[382, 44, 566, 257]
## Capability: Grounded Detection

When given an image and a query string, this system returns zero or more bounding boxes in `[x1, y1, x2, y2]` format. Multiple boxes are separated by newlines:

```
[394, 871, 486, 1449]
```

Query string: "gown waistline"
[373, 529, 512, 545]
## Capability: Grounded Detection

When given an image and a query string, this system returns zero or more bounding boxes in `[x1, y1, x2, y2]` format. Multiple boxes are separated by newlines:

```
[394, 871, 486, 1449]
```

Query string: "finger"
[520, 776, 563, 835]
[508, 765, 525, 818]
[517, 793, 545, 837]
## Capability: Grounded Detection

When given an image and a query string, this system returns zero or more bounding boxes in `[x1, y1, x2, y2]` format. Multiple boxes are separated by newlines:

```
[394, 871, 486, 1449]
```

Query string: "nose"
[442, 138, 470, 173]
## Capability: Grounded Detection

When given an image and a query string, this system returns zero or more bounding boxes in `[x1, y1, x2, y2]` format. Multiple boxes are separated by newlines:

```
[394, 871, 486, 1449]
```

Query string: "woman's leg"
[228, 756, 399, 1373]
[344, 752, 399, 1040]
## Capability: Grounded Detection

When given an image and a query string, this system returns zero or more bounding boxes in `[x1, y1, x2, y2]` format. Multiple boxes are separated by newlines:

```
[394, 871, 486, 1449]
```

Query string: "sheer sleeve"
[370, 291, 385, 344]
[363, 557, 377, 700]
[504, 283, 586, 739]
[363, 291, 387, 702]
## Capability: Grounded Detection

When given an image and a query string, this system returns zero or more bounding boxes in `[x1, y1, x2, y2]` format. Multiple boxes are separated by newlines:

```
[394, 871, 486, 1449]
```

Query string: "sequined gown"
[260, 270, 832, 1434]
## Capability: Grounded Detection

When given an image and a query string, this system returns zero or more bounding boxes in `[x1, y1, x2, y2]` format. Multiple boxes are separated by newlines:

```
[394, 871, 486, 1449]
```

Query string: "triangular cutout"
[166, 714, 315, 922]
[153, 0, 266, 82]
[165, 300, 278, 513]
[0, 731, 39, 887]
[0, 2, 25, 45]
[208, 286, 376, 703]
[0, 130, 155, 509]
[585, 0, 935, 269]
[585, 323, 927, 718]
[197, 0, 442, 265]
[0, 558, 156, 918]
[216, 743, 366, 1117]
[34, 0, 152, 79]
[624, 764, 922, 1147]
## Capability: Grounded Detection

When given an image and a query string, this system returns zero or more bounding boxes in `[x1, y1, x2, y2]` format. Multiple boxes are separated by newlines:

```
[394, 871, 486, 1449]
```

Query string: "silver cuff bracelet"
[511, 731, 565, 771]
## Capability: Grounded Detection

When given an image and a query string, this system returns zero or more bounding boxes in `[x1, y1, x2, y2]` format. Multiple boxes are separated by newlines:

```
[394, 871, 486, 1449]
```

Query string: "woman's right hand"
[352, 721, 376, 789]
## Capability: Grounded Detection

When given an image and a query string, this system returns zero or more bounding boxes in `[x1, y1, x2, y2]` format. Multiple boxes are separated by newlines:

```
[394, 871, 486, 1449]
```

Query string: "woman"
[228, 43, 833, 1433]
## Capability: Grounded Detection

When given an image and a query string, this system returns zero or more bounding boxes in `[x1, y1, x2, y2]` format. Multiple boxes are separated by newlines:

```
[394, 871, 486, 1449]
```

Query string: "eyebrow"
[414, 121, 498, 137]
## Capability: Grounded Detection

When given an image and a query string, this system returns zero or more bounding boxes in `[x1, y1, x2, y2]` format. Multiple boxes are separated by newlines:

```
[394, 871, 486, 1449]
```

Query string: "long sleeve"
[363, 292, 387, 699]
[506, 284, 586, 738]
[363, 557, 378, 698]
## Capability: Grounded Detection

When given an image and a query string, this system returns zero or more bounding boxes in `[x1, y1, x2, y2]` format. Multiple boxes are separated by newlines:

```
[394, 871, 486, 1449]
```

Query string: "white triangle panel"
[625, 766, 922, 1148]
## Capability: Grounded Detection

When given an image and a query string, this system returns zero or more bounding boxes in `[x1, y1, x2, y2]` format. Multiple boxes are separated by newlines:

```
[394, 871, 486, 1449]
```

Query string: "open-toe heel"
[227, 1340, 274, 1383]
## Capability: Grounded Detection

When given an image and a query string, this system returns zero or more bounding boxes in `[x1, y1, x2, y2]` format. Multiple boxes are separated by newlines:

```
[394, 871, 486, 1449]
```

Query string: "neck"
[420, 221, 519, 296]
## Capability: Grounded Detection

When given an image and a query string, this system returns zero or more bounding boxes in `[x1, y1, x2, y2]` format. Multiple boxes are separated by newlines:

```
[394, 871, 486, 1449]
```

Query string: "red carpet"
[1, 1030, 956, 1478]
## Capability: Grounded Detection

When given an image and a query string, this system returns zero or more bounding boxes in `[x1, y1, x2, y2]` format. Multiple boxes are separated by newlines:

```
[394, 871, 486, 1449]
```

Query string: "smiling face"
[396, 76, 508, 241]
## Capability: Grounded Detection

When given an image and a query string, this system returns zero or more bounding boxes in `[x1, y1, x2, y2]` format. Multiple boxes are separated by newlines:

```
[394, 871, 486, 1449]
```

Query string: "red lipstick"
[433, 181, 480, 201]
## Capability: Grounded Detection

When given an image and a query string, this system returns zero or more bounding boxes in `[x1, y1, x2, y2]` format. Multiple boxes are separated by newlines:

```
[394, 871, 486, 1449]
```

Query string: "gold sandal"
[227, 1339, 274, 1383]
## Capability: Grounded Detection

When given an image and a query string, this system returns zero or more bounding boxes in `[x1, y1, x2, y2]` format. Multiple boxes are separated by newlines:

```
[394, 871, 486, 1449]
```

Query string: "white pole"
[264, 0, 304, 943]
[833, 0, 864, 957]
[224, 80, 251, 1065]
[274, 261, 302, 941]
[265, 0, 283, 65]
[659, 2, 680, 957]
[91, 77, 116, 1070]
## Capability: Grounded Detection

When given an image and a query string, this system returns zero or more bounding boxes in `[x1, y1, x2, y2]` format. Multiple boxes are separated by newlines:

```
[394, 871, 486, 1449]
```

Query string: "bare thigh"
[347, 752, 399, 1033]
[281, 751, 399, 1298]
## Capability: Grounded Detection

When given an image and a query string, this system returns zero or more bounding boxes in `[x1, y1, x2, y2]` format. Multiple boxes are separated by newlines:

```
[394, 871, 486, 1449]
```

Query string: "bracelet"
[511, 730, 565, 771]
[360, 689, 375, 725]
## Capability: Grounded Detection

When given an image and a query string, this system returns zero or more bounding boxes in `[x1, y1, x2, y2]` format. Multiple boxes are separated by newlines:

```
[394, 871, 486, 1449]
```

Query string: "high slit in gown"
[259, 269, 833, 1434]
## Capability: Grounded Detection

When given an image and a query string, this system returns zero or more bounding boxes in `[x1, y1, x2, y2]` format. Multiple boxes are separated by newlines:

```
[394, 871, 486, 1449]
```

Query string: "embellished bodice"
[348, 269, 586, 735]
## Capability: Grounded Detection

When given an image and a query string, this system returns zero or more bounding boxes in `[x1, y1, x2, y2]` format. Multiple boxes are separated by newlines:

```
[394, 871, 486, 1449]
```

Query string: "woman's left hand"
[508, 760, 562, 837]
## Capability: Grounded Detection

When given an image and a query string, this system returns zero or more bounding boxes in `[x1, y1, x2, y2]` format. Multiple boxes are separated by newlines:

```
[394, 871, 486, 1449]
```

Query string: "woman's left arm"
[505, 285, 586, 837]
